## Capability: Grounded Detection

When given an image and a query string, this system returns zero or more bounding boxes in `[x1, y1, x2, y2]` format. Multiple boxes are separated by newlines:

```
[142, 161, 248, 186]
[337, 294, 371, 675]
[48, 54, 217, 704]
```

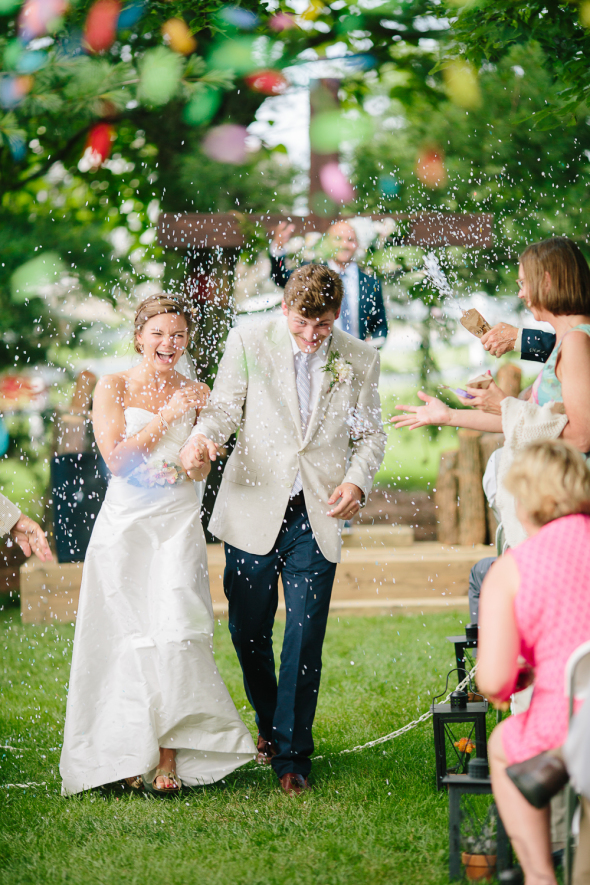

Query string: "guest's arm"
[477, 553, 521, 703]
[559, 329, 590, 451]
[269, 221, 295, 289]
[390, 391, 503, 433]
[521, 329, 556, 363]
[480, 324, 555, 362]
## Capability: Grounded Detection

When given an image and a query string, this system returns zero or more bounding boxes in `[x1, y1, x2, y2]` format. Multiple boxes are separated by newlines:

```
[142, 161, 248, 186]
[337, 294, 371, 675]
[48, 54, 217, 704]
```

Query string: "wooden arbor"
[157, 210, 493, 377]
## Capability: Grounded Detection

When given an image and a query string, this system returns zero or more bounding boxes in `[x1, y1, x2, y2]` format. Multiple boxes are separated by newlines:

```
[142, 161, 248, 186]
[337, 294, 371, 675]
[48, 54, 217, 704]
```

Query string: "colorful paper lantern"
[84, 122, 115, 166]
[202, 124, 248, 165]
[84, 0, 121, 54]
[416, 147, 447, 189]
[319, 162, 355, 204]
[162, 18, 196, 56]
[244, 69, 288, 95]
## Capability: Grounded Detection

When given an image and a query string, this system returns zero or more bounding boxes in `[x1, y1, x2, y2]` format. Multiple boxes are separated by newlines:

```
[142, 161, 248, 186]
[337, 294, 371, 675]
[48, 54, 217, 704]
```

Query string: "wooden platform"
[20, 541, 488, 624]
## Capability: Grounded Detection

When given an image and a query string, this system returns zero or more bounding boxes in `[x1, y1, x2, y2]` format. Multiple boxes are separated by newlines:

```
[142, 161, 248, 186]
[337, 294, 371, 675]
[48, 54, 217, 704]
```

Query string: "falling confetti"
[162, 18, 197, 56]
[202, 123, 248, 164]
[84, 0, 121, 54]
[244, 69, 288, 96]
[319, 162, 355, 203]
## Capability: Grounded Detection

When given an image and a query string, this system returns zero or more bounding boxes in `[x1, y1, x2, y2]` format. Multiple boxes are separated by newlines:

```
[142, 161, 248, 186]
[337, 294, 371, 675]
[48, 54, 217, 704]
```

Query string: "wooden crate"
[20, 558, 83, 625]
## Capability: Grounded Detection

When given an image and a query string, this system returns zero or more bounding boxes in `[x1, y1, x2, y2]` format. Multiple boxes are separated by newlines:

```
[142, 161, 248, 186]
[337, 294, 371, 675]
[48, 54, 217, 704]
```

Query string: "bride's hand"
[389, 391, 453, 430]
[161, 384, 204, 424]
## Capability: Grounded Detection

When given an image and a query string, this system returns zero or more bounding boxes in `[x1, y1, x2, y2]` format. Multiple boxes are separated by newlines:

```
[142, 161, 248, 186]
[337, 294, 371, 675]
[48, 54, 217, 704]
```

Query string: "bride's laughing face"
[137, 313, 189, 372]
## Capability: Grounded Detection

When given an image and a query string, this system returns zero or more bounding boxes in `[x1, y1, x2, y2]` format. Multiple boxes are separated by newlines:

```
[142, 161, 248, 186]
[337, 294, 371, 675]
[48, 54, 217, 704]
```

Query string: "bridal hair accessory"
[322, 351, 353, 390]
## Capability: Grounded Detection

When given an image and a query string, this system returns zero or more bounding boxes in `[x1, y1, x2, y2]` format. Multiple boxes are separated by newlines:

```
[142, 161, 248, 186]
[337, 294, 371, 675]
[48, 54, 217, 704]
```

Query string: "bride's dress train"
[60, 408, 255, 795]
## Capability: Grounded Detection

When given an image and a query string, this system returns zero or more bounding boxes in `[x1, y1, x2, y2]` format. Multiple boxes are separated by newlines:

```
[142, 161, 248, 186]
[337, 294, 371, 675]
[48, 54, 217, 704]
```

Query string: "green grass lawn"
[0, 606, 494, 885]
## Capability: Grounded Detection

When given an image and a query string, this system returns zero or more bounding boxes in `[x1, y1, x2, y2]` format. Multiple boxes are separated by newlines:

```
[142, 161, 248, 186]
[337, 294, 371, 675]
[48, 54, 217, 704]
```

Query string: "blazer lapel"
[271, 323, 303, 443]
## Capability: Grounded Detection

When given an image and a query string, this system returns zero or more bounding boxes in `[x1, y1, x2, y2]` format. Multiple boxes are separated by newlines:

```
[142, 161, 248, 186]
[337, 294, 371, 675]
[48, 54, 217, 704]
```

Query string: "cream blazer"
[192, 318, 386, 563]
[0, 493, 20, 537]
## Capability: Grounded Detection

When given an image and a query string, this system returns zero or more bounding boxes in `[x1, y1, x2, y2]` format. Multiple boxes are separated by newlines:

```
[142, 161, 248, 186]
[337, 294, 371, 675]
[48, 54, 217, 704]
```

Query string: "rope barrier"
[0, 664, 478, 787]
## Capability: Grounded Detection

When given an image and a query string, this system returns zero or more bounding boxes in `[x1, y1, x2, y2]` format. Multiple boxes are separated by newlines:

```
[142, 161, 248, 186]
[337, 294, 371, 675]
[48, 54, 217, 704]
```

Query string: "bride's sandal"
[124, 775, 143, 791]
[149, 768, 182, 796]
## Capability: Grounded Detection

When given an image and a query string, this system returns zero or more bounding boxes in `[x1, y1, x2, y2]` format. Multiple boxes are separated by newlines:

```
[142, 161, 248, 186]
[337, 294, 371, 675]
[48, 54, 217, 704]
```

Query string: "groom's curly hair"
[284, 264, 344, 317]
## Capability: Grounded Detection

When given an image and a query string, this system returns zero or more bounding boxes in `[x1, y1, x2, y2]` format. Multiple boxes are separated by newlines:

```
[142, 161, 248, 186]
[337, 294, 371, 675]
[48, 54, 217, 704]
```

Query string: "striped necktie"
[296, 351, 311, 434]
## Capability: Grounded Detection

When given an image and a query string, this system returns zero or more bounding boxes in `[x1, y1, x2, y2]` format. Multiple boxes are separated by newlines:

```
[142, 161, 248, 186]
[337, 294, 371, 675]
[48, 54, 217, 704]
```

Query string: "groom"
[181, 264, 386, 794]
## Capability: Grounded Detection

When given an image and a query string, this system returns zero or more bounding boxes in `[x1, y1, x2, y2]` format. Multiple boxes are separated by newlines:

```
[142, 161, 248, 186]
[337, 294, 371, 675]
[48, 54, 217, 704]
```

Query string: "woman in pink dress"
[477, 440, 590, 885]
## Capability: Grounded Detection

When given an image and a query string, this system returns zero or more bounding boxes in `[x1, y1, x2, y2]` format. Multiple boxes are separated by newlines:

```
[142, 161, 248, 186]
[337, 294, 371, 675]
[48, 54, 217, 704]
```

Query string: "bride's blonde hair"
[133, 295, 194, 354]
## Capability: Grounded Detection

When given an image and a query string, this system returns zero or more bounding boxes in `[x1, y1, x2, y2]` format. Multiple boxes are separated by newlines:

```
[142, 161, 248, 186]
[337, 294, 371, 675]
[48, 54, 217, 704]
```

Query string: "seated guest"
[269, 220, 388, 347]
[477, 440, 590, 885]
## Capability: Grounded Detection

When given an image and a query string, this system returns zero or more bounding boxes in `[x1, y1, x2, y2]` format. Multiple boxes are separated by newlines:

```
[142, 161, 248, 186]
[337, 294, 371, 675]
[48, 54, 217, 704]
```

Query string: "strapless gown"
[60, 408, 255, 795]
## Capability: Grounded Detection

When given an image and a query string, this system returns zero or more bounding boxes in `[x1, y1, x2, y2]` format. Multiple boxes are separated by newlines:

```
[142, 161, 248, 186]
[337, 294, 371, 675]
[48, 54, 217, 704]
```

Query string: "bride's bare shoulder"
[94, 372, 127, 402]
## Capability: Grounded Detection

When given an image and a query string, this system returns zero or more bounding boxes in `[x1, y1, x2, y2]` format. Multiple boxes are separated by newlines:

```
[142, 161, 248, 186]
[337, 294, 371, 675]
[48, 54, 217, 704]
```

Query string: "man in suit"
[0, 494, 52, 560]
[481, 323, 555, 362]
[181, 265, 386, 795]
[269, 220, 388, 347]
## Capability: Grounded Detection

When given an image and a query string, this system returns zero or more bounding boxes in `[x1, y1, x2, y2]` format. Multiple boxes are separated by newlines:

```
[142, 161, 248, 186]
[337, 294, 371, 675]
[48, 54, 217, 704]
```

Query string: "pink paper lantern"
[18, 0, 68, 43]
[319, 162, 355, 204]
[202, 124, 248, 165]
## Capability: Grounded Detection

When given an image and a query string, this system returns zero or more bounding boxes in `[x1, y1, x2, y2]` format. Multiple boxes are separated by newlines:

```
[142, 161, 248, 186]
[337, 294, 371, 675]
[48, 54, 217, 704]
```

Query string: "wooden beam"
[158, 211, 493, 250]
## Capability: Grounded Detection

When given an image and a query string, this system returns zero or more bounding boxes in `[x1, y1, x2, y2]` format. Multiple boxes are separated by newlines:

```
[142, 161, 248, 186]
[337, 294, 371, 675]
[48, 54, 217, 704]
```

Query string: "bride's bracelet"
[157, 411, 169, 432]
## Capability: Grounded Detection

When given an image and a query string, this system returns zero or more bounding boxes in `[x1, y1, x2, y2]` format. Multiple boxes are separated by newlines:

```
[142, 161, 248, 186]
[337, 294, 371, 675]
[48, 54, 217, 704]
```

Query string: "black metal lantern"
[443, 765, 513, 881]
[432, 672, 489, 791]
[446, 623, 478, 685]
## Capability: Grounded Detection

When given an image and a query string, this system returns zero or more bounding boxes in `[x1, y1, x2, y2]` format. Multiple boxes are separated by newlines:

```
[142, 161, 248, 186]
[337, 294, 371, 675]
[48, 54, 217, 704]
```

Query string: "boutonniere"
[322, 351, 353, 390]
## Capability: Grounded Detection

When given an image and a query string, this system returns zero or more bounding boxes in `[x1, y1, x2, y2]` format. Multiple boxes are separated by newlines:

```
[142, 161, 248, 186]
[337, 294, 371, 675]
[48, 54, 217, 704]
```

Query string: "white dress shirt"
[289, 328, 331, 496]
[331, 260, 360, 339]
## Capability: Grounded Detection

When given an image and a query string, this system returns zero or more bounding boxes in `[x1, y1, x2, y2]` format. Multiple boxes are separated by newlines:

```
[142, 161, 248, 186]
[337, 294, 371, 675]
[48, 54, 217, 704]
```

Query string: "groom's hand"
[327, 483, 363, 519]
[181, 434, 218, 472]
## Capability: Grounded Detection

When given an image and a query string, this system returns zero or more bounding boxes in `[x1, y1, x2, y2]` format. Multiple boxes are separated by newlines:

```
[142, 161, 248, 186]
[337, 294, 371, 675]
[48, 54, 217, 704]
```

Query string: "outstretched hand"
[10, 514, 53, 561]
[390, 391, 452, 430]
[271, 220, 295, 252]
[180, 433, 218, 473]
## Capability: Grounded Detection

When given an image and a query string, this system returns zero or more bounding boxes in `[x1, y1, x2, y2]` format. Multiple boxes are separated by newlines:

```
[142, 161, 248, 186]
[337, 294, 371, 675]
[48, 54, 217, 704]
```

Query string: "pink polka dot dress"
[501, 513, 590, 765]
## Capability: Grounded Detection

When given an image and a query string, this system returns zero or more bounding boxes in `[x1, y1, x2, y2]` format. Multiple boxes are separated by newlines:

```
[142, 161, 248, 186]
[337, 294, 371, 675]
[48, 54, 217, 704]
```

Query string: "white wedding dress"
[60, 407, 256, 795]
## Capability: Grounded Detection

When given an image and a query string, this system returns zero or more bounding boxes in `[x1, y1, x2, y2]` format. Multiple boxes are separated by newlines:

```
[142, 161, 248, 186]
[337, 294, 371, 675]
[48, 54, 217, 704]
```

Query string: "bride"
[60, 295, 256, 796]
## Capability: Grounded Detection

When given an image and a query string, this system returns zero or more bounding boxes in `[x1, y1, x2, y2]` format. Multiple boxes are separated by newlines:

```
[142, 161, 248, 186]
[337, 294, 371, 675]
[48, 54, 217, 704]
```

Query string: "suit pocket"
[224, 463, 257, 486]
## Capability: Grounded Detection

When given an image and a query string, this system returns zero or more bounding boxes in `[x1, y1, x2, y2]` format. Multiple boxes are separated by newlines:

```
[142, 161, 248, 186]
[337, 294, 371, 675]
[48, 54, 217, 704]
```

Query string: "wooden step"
[342, 524, 414, 547]
[20, 542, 490, 624]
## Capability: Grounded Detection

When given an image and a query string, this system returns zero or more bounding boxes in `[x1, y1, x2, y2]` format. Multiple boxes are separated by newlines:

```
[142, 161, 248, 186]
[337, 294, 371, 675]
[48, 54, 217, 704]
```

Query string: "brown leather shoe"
[255, 734, 277, 765]
[279, 772, 310, 796]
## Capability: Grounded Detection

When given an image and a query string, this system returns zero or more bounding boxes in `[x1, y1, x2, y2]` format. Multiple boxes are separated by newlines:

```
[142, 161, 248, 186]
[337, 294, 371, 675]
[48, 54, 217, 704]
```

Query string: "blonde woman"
[60, 296, 255, 796]
[477, 441, 590, 885]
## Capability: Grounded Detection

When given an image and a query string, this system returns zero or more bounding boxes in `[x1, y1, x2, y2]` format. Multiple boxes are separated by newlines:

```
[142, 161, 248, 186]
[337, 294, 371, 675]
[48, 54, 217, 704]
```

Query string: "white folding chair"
[564, 640, 590, 885]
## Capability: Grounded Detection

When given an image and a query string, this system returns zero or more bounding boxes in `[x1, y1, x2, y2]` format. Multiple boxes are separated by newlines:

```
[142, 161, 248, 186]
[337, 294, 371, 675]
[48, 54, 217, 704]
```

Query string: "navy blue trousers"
[223, 500, 336, 778]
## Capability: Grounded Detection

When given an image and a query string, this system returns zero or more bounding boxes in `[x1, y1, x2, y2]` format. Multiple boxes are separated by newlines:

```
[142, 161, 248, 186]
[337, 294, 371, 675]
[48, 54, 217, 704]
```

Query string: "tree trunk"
[435, 450, 459, 545]
[458, 429, 486, 546]
[479, 433, 505, 545]
[496, 363, 522, 398]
